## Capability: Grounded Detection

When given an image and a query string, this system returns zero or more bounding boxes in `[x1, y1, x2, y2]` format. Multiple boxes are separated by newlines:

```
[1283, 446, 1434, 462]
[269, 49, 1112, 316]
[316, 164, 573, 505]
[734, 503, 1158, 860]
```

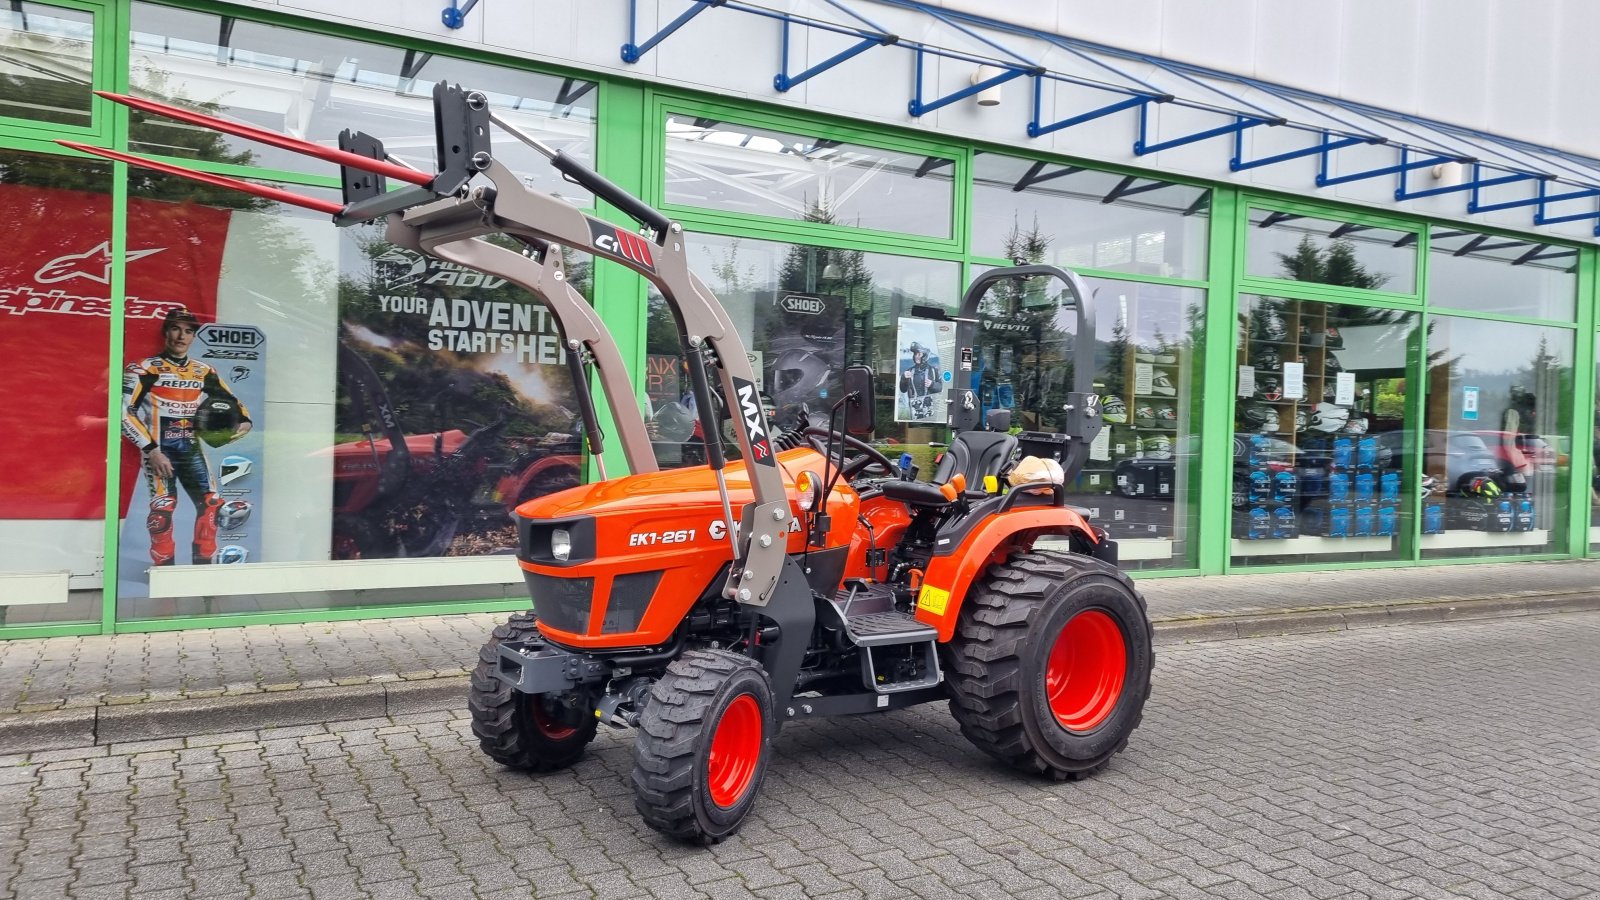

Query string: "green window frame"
[1236, 197, 1426, 307]
[0, 0, 118, 147]
[648, 92, 968, 257]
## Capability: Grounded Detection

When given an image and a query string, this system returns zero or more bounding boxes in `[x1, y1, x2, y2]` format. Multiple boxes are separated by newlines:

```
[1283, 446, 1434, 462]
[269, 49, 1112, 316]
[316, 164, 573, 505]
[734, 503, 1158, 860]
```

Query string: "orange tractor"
[78, 84, 1154, 845]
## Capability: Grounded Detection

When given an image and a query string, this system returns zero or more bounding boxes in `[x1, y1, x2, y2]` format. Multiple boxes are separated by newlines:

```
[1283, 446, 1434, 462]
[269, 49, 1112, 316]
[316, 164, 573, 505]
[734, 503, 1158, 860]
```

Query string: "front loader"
[75, 83, 1154, 845]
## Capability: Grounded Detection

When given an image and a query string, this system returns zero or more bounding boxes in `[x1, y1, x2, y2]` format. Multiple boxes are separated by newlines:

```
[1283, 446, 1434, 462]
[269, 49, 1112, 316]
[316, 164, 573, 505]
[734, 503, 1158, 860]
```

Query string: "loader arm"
[67, 82, 793, 608]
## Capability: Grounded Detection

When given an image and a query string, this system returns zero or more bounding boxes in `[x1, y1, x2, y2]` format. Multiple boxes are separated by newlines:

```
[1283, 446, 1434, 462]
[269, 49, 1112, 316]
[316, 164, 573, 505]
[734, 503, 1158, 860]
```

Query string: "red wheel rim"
[707, 694, 762, 807]
[529, 698, 577, 740]
[1045, 609, 1127, 732]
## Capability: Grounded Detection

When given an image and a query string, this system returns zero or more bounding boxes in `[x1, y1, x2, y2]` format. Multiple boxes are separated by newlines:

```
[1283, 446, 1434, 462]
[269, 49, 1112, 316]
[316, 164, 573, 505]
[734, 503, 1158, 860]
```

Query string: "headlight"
[795, 470, 822, 511]
[551, 528, 572, 561]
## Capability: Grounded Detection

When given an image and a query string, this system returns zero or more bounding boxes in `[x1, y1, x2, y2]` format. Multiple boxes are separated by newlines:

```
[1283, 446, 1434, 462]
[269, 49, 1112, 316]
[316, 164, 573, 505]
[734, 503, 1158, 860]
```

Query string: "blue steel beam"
[908, 47, 1038, 117]
[1136, 110, 1280, 157]
[622, 0, 727, 64]
[1231, 130, 1377, 172]
[1028, 82, 1158, 139]
[1395, 159, 1540, 202]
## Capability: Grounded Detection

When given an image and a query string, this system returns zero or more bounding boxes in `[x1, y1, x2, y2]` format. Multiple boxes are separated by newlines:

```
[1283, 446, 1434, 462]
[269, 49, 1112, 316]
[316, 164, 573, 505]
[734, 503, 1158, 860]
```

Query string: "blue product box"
[1353, 504, 1374, 536]
[1329, 473, 1351, 503]
[1379, 471, 1400, 503]
[1354, 472, 1375, 503]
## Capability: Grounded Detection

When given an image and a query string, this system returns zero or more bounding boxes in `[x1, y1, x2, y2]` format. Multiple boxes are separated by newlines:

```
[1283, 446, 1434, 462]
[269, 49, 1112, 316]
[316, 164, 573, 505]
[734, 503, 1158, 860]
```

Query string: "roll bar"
[65, 83, 792, 607]
[954, 264, 1105, 478]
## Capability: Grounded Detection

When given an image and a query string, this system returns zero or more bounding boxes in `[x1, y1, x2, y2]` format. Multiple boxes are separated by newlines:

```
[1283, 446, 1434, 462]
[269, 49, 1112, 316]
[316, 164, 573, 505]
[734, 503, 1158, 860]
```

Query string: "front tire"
[945, 550, 1153, 780]
[468, 611, 598, 772]
[631, 649, 774, 845]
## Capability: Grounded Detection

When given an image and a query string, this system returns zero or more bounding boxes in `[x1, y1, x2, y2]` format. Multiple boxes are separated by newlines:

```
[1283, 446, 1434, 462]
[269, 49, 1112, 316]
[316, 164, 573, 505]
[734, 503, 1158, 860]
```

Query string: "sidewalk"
[3, 558, 1598, 752]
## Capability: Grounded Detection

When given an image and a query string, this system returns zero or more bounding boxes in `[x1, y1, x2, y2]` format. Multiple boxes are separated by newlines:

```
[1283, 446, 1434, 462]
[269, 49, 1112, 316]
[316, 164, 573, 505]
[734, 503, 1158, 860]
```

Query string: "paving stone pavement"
[1, 611, 1596, 900]
[3, 558, 1598, 715]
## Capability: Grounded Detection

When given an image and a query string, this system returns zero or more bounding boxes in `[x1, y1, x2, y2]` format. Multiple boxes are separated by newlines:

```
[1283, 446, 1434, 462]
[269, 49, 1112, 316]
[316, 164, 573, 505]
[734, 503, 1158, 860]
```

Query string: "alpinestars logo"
[587, 219, 655, 270]
[34, 242, 165, 285]
[734, 378, 775, 466]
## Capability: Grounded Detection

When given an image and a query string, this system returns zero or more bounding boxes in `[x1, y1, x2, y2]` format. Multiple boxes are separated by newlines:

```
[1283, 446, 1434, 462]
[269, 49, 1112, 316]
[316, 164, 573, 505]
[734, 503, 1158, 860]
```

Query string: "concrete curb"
[4, 592, 1597, 754]
[1153, 593, 1600, 645]
[1, 676, 470, 756]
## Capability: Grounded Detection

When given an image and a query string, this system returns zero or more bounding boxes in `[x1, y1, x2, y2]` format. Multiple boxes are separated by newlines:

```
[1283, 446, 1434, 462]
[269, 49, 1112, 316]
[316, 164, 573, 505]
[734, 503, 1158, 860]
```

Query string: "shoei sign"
[198, 323, 264, 349]
[777, 294, 825, 316]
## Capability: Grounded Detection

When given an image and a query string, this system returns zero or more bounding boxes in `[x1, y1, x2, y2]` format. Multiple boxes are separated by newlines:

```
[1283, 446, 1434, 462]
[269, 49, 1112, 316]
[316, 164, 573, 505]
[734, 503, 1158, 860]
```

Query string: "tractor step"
[843, 611, 942, 694]
[842, 610, 937, 647]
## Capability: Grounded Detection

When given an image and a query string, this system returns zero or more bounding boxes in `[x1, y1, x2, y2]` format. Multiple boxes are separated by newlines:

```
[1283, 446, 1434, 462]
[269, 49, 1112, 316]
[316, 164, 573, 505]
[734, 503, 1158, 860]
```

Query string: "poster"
[117, 322, 266, 595]
[0, 186, 231, 521]
[331, 240, 583, 559]
[1281, 361, 1305, 400]
[895, 317, 957, 423]
[756, 292, 844, 431]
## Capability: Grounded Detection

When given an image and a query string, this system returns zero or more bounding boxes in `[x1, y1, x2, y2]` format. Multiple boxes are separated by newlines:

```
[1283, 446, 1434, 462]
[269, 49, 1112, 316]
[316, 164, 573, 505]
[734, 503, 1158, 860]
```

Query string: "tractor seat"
[933, 410, 1019, 492]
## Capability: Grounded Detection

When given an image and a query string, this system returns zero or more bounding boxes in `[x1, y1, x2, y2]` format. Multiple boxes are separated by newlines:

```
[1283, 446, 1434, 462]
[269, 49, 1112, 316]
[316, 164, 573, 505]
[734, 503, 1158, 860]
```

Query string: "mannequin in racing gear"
[900, 342, 940, 417]
[121, 309, 252, 565]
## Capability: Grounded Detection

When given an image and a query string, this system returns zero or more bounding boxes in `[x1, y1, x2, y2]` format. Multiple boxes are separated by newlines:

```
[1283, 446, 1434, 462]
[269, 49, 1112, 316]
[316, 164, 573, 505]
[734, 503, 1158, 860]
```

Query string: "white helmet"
[1309, 402, 1350, 434]
[1143, 434, 1173, 459]
[1344, 415, 1369, 435]
[220, 454, 253, 486]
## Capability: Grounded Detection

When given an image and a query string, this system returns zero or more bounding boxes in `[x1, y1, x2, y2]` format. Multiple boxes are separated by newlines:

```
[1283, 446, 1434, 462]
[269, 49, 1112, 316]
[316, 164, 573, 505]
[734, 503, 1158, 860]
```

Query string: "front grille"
[599, 571, 663, 634]
[524, 571, 594, 634]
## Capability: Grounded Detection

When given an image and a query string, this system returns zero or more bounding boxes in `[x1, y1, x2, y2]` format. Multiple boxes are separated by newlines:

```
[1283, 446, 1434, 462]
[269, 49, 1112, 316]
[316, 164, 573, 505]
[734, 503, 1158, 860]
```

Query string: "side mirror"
[843, 365, 876, 435]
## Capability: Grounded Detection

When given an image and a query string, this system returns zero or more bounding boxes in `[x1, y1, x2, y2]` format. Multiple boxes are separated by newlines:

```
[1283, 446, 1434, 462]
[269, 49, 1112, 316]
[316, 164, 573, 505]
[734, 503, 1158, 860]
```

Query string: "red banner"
[0, 183, 230, 519]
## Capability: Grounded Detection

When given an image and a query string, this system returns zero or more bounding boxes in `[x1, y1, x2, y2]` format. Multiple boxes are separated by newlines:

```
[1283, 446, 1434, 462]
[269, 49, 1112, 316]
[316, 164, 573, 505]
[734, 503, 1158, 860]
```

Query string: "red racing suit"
[122, 354, 251, 565]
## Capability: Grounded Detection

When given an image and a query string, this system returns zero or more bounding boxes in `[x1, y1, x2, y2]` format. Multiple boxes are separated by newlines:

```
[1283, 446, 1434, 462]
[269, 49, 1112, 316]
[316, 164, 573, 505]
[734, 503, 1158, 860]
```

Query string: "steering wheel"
[802, 427, 897, 480]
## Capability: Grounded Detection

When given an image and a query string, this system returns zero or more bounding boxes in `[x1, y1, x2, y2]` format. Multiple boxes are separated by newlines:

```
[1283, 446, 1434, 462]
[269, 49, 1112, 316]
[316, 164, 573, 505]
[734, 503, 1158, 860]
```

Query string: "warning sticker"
[916, 584, 951, 617]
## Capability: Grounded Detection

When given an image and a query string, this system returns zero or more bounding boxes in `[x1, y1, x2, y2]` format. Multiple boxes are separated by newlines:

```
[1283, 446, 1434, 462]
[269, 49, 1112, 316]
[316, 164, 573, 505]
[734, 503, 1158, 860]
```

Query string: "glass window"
[114, 174, 587, 622]
[663, 114, 954, 238]
[643, 235, 959, 469]
[1231, 296, 1419, 567]
[1245, 209, 1417, 293]
[1428, 228, 1577, 321]
[1592, 334, 1599, 552]
[968, 273, 1205, 571]
[1, 2, 95, 128]
[128, 3, 596, 205]
[0, 148, 110, 624]
[1421, 317, 1572, 560]
[972, 153, 1209, 281]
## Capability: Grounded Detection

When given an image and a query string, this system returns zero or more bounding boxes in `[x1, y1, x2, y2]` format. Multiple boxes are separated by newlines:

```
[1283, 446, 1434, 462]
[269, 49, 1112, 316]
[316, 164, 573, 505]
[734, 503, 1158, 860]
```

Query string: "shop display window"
[1245, 209, 1417, 294]
[1428, 228, 1577, 322]
[663, 114, 954, 238]
[1231, 296, 1417, 566]
[1, 2, 95, 129]
[0, 149, 110, 624]
[1420, 317, 1572, 560]
[971, 152, 1209, 281]
[113, 174, 588, 622]
[984, 276, 1205, 571]
[128, 3, 596, 206]
[643, 234, 959, 471]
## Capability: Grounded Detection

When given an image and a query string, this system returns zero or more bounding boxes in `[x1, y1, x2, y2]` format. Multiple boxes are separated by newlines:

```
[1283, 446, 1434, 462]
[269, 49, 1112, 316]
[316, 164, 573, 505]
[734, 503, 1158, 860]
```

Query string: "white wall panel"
[1414, 0, 1493, 132]
[1253, 3, 1341, 95]
[1159, 0, 1258, 75]
[1337, 0, 1421, 118]
[1051, 0, 1165, 55]
[1552, 1, 1600, 157]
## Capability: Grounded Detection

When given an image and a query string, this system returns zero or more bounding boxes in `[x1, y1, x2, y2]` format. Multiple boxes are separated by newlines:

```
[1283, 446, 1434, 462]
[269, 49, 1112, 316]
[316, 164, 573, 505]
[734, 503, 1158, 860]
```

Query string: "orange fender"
[913, 506, 1099, 642]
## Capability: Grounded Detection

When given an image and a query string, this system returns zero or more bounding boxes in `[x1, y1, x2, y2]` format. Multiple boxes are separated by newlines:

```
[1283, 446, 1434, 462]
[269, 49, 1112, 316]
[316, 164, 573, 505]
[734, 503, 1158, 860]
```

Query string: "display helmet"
[771, 348, 831, 411]
[1324, 352, 1344, 375]
[1101, 395, 1127, 423]
[1143, 434, 1173, 459]
[1259, 310, 1288, 341]
[1343, 414, 1369, 435]
[214, 545, 249, 564]
[1255, 377, 1283, 402]
[1253, 347, 1282, 371]
[220, 455, 252, 486]
[1308, 402, 1350, 433]
[217, 499, 253, 530]
[1240, 403, 1279, 431]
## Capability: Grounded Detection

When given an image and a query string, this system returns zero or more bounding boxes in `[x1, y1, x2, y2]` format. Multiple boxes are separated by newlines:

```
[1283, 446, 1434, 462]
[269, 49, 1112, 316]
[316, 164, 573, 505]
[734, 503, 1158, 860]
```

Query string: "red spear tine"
[95, 90, 435, 188]
[56, 141, 348, 216]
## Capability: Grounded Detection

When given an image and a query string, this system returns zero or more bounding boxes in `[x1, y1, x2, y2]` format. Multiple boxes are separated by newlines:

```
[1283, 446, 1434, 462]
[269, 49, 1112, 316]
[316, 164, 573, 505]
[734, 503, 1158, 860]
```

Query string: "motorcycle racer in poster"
[121, 309, 252, 565]
[900, 341, 940, 419]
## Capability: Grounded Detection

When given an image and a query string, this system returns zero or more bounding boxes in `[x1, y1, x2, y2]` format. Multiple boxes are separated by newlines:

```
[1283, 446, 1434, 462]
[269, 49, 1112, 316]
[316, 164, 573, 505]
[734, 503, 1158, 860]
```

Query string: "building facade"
[3, 0, 1598, 638]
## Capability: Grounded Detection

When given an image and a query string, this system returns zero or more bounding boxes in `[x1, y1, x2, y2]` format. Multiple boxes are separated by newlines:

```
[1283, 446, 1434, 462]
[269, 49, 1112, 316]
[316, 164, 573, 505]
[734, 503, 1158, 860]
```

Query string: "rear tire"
[468, 611, 598, 772]
[631, 649, 773, 845]
[945, 550, 1153, 780]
